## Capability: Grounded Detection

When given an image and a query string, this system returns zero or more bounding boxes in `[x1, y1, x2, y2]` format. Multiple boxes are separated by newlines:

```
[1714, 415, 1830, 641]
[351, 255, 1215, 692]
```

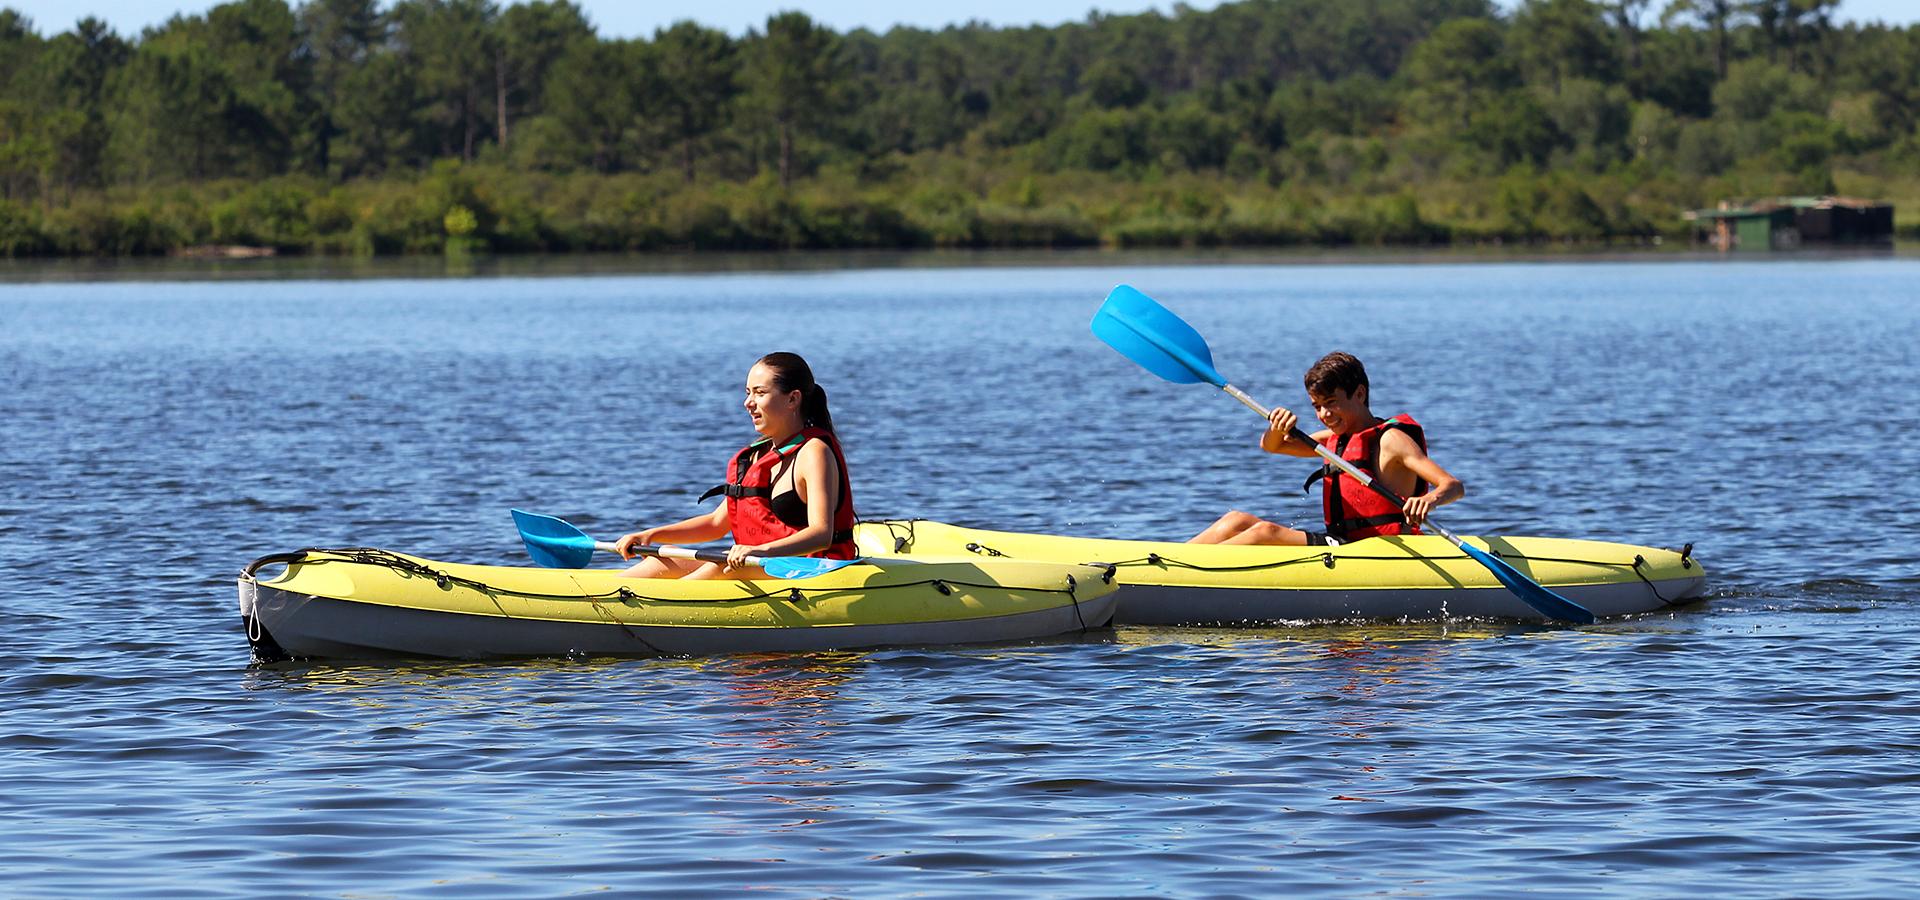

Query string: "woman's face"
[743, 363, 803, 438]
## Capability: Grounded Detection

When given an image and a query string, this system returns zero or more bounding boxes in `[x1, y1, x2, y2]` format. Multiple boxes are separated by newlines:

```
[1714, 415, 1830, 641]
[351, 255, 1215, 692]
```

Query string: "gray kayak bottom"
[1108, 574, 1708, 625]
[239, 581, 1120, 660]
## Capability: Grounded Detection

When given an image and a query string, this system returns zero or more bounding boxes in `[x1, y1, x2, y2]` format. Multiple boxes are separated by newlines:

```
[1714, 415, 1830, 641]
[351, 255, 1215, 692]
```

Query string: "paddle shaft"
[595, 541, 768, 569]
[1220, 384, 1469, 545]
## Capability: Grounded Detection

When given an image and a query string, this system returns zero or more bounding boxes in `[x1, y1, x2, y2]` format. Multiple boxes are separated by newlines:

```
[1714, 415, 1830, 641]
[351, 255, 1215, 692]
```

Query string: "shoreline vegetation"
[2, 0, 1916, 258]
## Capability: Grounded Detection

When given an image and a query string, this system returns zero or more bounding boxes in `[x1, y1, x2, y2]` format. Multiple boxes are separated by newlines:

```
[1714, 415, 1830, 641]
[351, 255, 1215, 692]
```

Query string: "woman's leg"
[682, 560, 770, 581]
[619, 555, 706, 578]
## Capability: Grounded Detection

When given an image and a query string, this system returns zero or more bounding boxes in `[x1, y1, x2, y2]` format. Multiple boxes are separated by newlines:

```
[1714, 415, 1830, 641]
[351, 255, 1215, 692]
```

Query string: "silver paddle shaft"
[594, 542, 767, 568]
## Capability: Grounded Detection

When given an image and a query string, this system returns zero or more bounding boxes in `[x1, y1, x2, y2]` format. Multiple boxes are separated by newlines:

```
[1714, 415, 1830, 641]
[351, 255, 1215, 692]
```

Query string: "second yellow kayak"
[855, 520, 1705, 624]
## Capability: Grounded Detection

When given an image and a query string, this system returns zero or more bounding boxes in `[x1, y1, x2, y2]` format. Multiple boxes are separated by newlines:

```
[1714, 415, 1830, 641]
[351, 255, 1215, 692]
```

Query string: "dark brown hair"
[757, 352, 835, 434]
[1303, 351, 1369, 400]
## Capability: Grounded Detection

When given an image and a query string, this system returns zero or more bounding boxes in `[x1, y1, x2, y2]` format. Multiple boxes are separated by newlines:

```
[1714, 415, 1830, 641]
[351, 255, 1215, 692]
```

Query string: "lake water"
[3, 252, 1917, 895]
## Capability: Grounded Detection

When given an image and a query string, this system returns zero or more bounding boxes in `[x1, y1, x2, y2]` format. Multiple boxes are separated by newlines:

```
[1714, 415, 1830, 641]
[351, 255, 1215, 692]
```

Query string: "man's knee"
[1221, 509, 1258, 528]
[1245, 521, 1297, 544]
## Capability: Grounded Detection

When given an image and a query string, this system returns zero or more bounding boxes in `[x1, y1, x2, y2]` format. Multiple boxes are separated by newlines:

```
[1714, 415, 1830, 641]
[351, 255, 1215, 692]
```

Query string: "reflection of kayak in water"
[855, 520, 1706, 625]
[237, 547, 1118, 661]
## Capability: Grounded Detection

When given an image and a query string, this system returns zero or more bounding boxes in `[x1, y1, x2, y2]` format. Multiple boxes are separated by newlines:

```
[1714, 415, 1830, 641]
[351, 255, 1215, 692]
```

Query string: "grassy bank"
[8, 155, 1909, 258]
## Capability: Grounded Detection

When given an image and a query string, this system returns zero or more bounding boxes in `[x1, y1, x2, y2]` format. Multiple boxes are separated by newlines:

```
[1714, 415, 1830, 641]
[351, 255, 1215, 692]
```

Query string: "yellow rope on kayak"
[276, 547, 1093, 607]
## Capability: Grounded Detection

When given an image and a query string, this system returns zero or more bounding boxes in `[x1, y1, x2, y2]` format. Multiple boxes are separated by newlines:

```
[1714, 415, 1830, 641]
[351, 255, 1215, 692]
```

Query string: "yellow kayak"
[854, 520, 1705, 624]
[237, 547, 1119, 660]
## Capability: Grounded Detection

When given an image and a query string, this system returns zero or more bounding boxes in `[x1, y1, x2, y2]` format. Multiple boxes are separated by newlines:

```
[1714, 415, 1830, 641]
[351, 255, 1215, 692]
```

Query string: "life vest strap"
[1328, 512, 1407, 539]
[1302, 461, 1383, 494]
[698, 483, 773, 503]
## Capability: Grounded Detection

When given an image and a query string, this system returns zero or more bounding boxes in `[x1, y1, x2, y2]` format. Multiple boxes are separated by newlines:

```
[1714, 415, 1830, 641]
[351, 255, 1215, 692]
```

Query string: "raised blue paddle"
[510, 509, 861, 580]
[1091, 284, 1597, 625]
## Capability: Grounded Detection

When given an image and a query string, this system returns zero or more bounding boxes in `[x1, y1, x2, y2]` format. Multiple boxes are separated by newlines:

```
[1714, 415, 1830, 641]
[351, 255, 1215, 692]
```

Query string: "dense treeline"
[0, 0, 1916, 255]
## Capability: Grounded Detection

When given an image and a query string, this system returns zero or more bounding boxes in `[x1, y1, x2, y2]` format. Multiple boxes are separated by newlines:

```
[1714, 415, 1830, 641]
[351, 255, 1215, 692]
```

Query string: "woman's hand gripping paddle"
[1090, 285, 1597, 625]
[510, 509, 861, 580]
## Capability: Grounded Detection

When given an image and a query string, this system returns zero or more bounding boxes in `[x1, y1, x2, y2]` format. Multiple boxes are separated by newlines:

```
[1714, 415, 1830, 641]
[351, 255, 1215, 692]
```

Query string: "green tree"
[24, 17, 128, 195]
[1539, 77, 1632, 161]
[744, 11, 840, 188]
[1713, 58, 1822, 121]
[1403, 18, 1516, 128]
[1662, 0, 1745, 78]
[331, 48, 432, 176]
[491, 0, 592, 153]
[1401, 17, 1554, 171]
[1081, 58, 1149, 109]
[1606, 0, 1654, 71]
[106, 7, 307, 184]
[538, 38, 650, 172]
[0, 9, 39, 86]
[1748, 0, 1840, 72]
[654, 20, 737, 182]
[392, 0, 498, 161]
[296, 0, 382, 175]
[1511, 0, 1619, 91]
[204, 0, 312, 173]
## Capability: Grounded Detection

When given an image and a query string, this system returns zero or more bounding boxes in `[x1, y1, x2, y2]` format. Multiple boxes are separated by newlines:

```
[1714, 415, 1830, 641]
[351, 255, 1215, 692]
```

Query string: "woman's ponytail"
[802, 383, 834, 434]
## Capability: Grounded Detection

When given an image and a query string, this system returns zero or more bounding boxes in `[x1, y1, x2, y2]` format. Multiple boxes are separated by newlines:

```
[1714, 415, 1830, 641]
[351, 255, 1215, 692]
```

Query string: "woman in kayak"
[1188, 351, 1463, 546]
[613, 352, 858, 578]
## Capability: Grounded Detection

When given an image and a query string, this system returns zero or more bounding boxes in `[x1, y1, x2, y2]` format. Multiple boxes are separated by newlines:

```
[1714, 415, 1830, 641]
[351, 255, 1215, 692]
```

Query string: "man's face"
[1309, 385, 1369, 435]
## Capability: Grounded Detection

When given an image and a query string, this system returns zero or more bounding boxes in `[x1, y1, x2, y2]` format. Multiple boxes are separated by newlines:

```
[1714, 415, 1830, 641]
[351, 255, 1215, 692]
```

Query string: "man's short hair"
[1304, 351, 1368, 399]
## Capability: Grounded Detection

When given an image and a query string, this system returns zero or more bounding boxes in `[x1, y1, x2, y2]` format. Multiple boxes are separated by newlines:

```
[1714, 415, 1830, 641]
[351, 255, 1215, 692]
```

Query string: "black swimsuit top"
[768, 487, 808, 530]
[765, 439, 816, 530]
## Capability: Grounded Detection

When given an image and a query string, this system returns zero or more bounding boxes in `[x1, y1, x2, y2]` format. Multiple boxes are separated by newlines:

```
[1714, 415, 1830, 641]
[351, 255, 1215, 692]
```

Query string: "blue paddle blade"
[758, 556, 862, 579]
[1091, 284, 1229, 388]
[511, 508, 598, 569]
[1456, 541, 1597, 624]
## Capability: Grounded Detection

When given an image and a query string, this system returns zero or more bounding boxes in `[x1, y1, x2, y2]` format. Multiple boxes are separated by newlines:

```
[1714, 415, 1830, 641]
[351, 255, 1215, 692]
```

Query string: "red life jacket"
[698, 427, 858, 560]
[1303, 414, 1428, 542]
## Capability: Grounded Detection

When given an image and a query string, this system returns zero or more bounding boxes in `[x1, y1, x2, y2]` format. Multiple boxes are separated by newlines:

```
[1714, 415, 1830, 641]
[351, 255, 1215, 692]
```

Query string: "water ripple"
[3, 260, 1919, 894]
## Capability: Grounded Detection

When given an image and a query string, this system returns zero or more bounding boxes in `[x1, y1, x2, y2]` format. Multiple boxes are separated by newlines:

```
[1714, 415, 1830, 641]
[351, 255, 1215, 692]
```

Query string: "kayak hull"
[855, 520, 1706, 625]
[238, 547, 1118, 660]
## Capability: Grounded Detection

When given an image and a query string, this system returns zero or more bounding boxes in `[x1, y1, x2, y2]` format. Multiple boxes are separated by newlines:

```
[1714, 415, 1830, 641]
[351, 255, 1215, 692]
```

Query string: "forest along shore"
[1, 0, 1915, 257]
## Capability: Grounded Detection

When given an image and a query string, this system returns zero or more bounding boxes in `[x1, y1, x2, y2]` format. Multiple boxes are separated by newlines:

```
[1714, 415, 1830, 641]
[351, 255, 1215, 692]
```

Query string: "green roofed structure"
[1686, 197, 1895, 251]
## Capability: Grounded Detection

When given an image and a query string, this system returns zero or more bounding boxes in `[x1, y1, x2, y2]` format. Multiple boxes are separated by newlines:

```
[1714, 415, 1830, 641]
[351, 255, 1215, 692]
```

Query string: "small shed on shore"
[1685, 197, 1894, 251]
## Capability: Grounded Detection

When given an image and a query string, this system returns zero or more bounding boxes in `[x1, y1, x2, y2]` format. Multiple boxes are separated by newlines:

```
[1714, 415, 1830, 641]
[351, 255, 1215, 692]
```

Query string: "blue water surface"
[2, 254, 1917, 896]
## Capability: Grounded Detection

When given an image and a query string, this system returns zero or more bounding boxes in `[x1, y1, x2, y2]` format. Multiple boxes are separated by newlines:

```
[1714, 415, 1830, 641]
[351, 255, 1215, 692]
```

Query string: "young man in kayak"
[612, 352, 858, 578]
[1188, 351, 1463, 546]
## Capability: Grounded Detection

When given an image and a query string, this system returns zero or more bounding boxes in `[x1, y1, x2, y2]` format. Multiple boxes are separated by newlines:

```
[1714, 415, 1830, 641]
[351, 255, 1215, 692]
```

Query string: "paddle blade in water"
[1456, 541, 1597, 624]
[1091, 284, 1228, 387]
[758, 556, 862, 580]
[512, 508, 598, 569]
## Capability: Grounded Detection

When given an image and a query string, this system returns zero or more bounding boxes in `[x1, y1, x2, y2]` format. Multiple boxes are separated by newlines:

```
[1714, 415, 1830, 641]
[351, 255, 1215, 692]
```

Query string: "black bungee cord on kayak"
[867, 518, 1697, 608]
[245, 546, 1099, 608]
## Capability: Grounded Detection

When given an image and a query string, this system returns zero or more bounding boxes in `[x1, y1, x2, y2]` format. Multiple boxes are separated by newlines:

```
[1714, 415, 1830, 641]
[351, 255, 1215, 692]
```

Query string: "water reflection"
[704, 652, 867, 829]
